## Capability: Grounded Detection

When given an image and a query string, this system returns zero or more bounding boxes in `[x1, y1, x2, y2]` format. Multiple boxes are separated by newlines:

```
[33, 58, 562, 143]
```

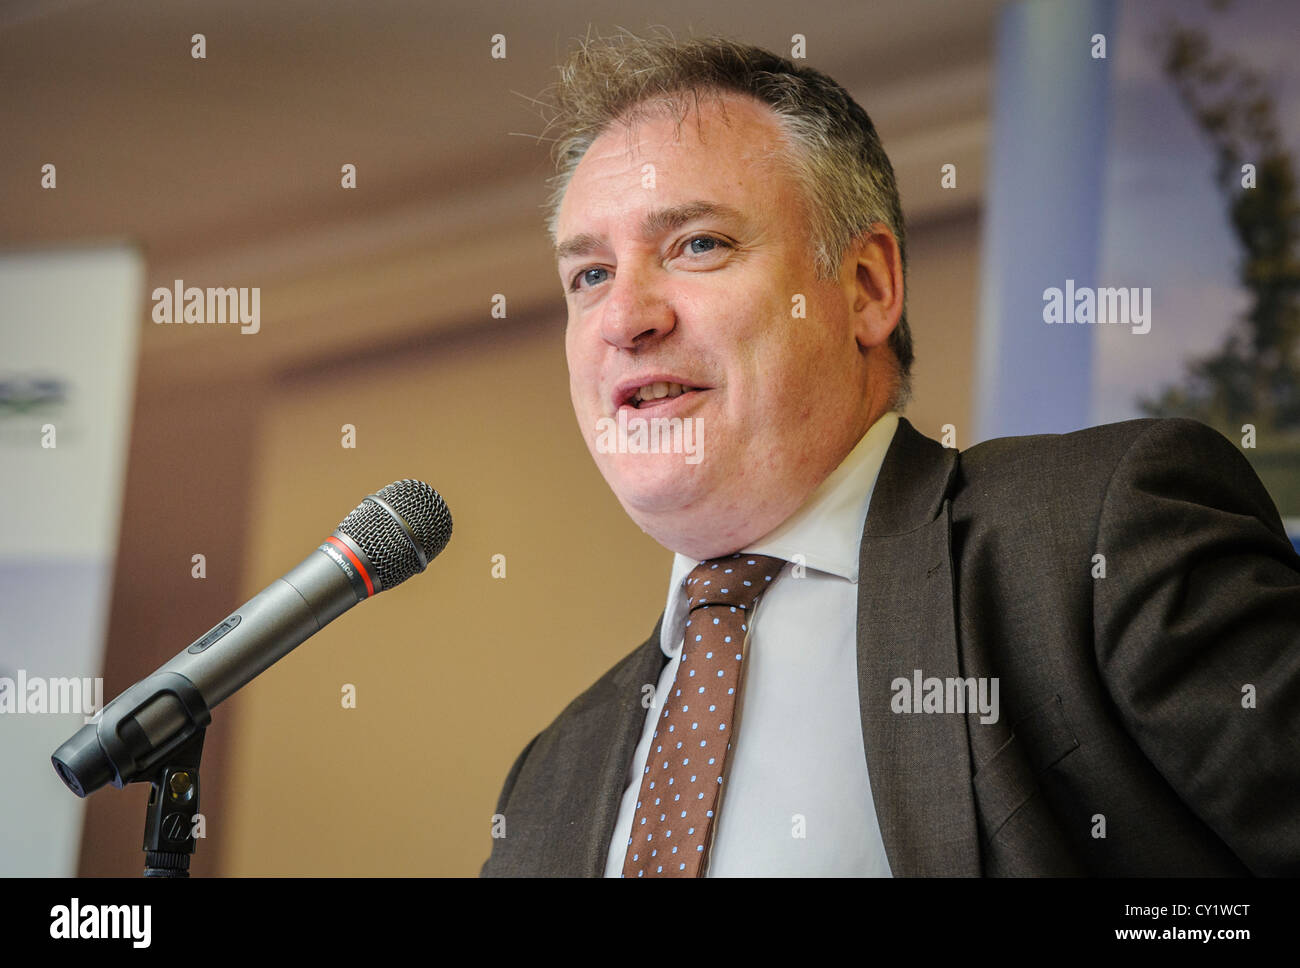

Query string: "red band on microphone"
[325, 535, 374, 597]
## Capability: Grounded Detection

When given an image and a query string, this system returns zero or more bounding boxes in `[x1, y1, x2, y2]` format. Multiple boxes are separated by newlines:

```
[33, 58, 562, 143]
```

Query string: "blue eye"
[571, 266, 609, 291]
[686, 235, 735, 257]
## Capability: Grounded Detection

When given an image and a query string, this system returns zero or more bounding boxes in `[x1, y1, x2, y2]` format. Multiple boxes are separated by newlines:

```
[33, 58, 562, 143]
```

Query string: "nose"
[597, 267, 675, 351]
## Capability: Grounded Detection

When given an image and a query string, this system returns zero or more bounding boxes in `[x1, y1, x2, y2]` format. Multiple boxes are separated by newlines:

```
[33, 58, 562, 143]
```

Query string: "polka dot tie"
[622, 553, 785, 878]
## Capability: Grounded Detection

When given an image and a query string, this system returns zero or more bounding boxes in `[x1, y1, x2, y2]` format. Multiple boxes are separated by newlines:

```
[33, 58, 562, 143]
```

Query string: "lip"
[611, 375, 711, 413]
[615, 387, 710, 420]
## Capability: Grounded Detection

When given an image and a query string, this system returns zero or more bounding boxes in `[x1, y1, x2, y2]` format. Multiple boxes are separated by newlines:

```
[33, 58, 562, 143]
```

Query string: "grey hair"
[538, 28, 912, 406]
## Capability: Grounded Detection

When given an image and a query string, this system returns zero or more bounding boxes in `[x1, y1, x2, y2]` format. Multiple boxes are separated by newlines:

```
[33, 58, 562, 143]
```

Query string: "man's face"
[556, 91, 887, 560]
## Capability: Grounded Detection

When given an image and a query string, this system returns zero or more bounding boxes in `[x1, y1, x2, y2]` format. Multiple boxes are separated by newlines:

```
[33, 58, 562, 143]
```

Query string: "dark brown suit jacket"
[482, 417, 1300, 876]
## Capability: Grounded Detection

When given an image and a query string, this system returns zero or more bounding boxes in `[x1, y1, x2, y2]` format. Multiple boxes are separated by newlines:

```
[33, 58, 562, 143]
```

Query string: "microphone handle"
[157, 541, 363, 710]
[58, 537, 369, 793]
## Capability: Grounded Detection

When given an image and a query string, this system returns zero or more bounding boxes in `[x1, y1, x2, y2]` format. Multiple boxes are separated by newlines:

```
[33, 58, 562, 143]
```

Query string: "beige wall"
[214, 209, 981, 876]
[220, 313, 673, 874]
[904, 208, 982, 445]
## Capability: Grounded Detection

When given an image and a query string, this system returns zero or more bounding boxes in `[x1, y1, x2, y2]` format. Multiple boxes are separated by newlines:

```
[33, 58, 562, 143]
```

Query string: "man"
[481, 34, 1300, 877]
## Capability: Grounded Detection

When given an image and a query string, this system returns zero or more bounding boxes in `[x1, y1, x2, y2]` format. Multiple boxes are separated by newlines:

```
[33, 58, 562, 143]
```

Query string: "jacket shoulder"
[954, 417, 1233, 496]
[960, 417, 1158, 469]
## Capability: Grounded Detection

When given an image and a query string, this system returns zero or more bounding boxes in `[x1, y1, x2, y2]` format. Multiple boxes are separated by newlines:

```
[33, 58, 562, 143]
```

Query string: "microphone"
[51, 479, 452, 798]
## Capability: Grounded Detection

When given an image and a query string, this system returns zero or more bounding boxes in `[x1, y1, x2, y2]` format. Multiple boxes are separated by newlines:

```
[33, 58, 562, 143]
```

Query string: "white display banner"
[0, 245, 142, 876]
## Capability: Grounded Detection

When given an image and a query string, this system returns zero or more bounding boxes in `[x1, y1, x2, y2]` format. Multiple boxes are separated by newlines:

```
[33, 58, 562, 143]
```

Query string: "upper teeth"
[634, 382, 690, 402]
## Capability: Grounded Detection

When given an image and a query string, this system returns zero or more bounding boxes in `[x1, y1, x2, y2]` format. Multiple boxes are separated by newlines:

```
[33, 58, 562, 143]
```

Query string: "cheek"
[750, 331, 836, 431]
[563, 319, 578, 366]
[752, 312, 819, 389]
[564, 333, 592, 402]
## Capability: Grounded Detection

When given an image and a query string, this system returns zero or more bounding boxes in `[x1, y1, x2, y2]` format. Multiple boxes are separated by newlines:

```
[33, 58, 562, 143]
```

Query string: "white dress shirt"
[604, 412, 901, 876]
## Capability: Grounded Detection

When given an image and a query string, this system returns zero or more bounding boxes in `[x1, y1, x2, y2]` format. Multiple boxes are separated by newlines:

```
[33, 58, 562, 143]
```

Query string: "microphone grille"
[335, 480, 453, 590]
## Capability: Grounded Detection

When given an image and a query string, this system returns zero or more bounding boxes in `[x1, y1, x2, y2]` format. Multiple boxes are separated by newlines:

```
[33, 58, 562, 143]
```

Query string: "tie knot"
[685, 553, 784, 612]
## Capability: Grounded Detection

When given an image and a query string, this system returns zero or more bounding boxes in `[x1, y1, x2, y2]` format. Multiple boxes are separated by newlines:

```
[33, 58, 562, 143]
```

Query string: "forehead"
[556, 91, 795, 236]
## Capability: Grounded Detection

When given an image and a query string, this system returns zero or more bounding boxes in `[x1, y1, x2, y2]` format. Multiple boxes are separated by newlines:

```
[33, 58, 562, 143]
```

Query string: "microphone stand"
[139, 726, 206, 877]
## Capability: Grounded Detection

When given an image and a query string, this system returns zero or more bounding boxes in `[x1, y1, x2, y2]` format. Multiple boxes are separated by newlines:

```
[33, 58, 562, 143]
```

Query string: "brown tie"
[622, 553, 785, 878]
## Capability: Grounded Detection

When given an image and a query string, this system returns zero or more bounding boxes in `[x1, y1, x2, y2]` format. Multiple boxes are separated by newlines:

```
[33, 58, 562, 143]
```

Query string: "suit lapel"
[485, 616, 667, 878]
[856, 418, 981, 875]
[573, 616, 666, 876]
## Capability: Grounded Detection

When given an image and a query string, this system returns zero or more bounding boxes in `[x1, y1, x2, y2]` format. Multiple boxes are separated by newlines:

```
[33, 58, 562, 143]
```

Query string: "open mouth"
[619, 381, 706, 410]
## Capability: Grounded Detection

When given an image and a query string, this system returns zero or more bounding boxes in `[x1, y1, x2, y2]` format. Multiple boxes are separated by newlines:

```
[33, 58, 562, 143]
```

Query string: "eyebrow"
[554, 200, 749, 264]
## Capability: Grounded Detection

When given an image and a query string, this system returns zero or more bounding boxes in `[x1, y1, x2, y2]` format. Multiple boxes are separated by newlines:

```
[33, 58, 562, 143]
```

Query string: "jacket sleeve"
[1092, 417, 1300, 875]
[478, 731, 541, 877]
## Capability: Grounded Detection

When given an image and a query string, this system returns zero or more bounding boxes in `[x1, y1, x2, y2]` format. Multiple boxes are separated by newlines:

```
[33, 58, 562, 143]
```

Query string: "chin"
[602, 455, 707, 517]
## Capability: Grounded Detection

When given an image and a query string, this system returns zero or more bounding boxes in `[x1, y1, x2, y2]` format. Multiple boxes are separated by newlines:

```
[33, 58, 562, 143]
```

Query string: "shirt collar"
[659, 411, 901, 658]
